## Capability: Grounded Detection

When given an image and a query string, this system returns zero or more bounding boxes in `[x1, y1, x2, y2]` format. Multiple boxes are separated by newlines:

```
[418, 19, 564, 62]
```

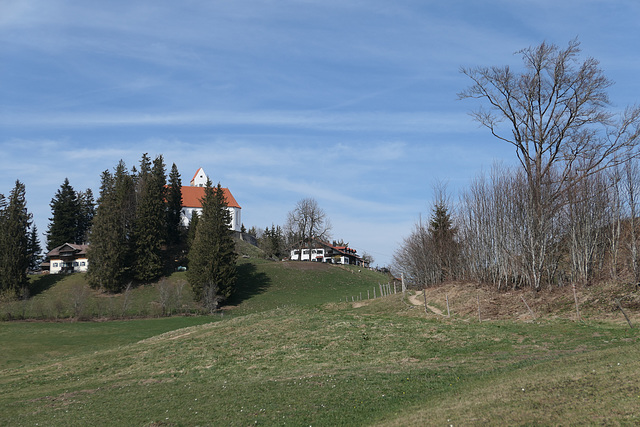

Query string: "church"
[180, 168, 242, 231]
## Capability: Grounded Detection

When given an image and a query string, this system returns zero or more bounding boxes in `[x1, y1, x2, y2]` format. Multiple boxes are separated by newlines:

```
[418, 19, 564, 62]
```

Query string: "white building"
[290, 238, 366, 266]
[180, 168, 242, 231]
[44, 243, 90, 274]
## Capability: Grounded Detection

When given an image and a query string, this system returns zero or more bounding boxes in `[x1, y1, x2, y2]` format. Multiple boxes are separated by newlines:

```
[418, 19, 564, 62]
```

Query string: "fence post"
[616, 299, 633, 328]
[423, 288, 428, 315]
[572, 283, 581, 321]
[521, 295, 536, 320]
[446, 293, 450, 317]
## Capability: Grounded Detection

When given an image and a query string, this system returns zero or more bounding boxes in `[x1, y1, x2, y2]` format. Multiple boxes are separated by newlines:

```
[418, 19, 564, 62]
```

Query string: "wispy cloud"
[0, 109, 476, 133]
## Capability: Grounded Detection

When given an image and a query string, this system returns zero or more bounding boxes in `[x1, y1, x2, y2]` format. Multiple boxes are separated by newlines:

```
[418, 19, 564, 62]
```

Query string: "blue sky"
[2, 0, 639, 267]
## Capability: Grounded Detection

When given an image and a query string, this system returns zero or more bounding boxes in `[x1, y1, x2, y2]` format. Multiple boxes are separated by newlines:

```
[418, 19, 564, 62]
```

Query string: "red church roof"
[181, 186, 241, 209]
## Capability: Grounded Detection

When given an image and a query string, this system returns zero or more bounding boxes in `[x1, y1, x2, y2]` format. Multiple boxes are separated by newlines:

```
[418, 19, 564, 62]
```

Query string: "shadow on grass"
[28, 274, 65, 297]
[227, 262, 272, 306]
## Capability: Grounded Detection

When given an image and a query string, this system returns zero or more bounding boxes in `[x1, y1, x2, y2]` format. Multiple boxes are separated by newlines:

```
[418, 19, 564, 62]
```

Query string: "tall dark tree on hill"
[27, 224, 42, 271]
[166, 163, 183, 245]
[0, 181, 31, 296]
[87, 162, 136, 292]
[187, 181, 237, 309]
[428, 200, 458, 282]
[47, 178, 81, 250]
[259, 224, 286, 259]
[187, 211, 200, 248]
[133, 155, 167, 282]
[76, 189, 95, 245]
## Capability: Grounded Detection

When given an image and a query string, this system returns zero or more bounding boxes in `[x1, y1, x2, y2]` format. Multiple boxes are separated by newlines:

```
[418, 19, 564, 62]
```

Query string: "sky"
[2, 0, 640, 268]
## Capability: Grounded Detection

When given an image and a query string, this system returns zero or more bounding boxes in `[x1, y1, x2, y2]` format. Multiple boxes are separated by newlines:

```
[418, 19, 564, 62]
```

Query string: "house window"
[53, 262, 58, 267]
[81, 262, 86, 266]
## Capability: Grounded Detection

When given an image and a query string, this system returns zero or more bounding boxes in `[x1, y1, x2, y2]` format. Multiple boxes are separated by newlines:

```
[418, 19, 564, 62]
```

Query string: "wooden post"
[477, 293, 481, 322]
[616, 299, 633, 328]
[521, 295, 536, 320]
[379, 283, 384, 297]
[572, 283, 581, 321]
[368, 290, 370, 300]
[446, 293, 450, 317]
[401, 273, 406, 296]
[423, 288, 428, 315]
[374, 288, 376, 299]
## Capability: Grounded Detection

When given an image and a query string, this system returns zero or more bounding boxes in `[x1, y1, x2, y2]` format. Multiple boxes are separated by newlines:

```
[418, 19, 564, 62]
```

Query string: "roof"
[181, 186, 241, 209]
[47, 243, 89, 258]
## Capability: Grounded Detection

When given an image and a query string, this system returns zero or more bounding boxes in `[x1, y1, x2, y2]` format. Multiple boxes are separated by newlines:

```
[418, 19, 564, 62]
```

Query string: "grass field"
[1, 259, 639, 425]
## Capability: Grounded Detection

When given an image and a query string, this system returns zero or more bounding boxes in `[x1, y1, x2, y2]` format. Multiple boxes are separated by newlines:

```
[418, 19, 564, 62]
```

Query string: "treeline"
[396, 162, 640, 290]
[0, 181, 40, 298]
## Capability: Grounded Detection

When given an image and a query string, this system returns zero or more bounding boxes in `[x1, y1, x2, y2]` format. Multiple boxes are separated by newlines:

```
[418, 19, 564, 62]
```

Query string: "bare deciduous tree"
[624, 159, 640, 282]
[459, 39, 640, 289]
[286, 197, 332, 258]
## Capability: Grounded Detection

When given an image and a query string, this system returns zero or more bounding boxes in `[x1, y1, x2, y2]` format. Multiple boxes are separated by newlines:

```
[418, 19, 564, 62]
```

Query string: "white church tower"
[190, 167, 208, 187]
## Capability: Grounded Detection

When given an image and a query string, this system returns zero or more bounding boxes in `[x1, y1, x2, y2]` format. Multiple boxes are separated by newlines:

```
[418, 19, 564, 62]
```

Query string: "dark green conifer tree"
[187, 211, 199, 247]
[133, 155, 167, 282]
[428, 202, 458, 282]
[27, 224, 42, 271]
[0, 181, 31, 296]
[87, 162, 136, 292]
[187, 181, 237, 309]
[166, 163, 183, 245]
[76, 189, 95, 244]
[46, 178, 81, 250]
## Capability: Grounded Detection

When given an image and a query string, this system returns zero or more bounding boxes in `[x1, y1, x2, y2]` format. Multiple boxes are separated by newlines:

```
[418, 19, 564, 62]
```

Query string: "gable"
[190, 167, 208, 187]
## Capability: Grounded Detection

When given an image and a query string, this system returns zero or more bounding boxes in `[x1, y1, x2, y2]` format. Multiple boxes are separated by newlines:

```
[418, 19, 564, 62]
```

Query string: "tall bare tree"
[286, 197, 331, 259]
[624, 159, 640, 282]
[459, 39, 640, 289]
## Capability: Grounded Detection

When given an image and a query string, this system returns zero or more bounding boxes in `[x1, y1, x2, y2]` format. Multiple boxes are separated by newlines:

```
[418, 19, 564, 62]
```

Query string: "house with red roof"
[180, 168, 242, 231]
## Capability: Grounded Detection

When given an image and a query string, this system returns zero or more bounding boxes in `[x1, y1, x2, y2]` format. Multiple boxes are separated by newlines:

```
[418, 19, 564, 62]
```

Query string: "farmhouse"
[180, 168, 242, 231]
[43, 243, 89, 274]
[290, 238, 367, 267]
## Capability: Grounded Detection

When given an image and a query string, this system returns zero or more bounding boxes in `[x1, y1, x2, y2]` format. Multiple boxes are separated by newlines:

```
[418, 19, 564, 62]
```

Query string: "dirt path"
[408, 291, 444, 315]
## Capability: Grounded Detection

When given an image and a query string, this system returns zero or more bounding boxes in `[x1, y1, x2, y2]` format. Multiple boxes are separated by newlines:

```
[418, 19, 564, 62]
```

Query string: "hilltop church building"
[180, 168, 242, 231]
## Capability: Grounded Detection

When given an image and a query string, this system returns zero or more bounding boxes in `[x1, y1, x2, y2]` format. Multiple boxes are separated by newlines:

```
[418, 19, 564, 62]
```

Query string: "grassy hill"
[1, 259, 640, 425]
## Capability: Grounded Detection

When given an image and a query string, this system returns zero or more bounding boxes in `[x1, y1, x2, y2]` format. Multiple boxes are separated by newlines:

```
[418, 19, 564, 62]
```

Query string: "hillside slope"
[1, 296, 638, 426]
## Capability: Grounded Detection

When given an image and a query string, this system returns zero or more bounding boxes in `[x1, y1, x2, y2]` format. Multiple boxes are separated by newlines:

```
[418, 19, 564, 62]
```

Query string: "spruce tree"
[27, 224, 42, 271]
[428, 202, 458, 282]
[87, 162, 136, 292]
[166, 163, 183, 245]
[133, 155, 167, 282]
[47, 178, 81, 250]
[187, 181, 237, 309]
[76, 189, 95, 244]
[0, 181, 31, 296]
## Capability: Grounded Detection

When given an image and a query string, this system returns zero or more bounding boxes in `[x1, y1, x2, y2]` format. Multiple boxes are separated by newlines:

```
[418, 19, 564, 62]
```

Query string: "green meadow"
[1, 259, 639, 426]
